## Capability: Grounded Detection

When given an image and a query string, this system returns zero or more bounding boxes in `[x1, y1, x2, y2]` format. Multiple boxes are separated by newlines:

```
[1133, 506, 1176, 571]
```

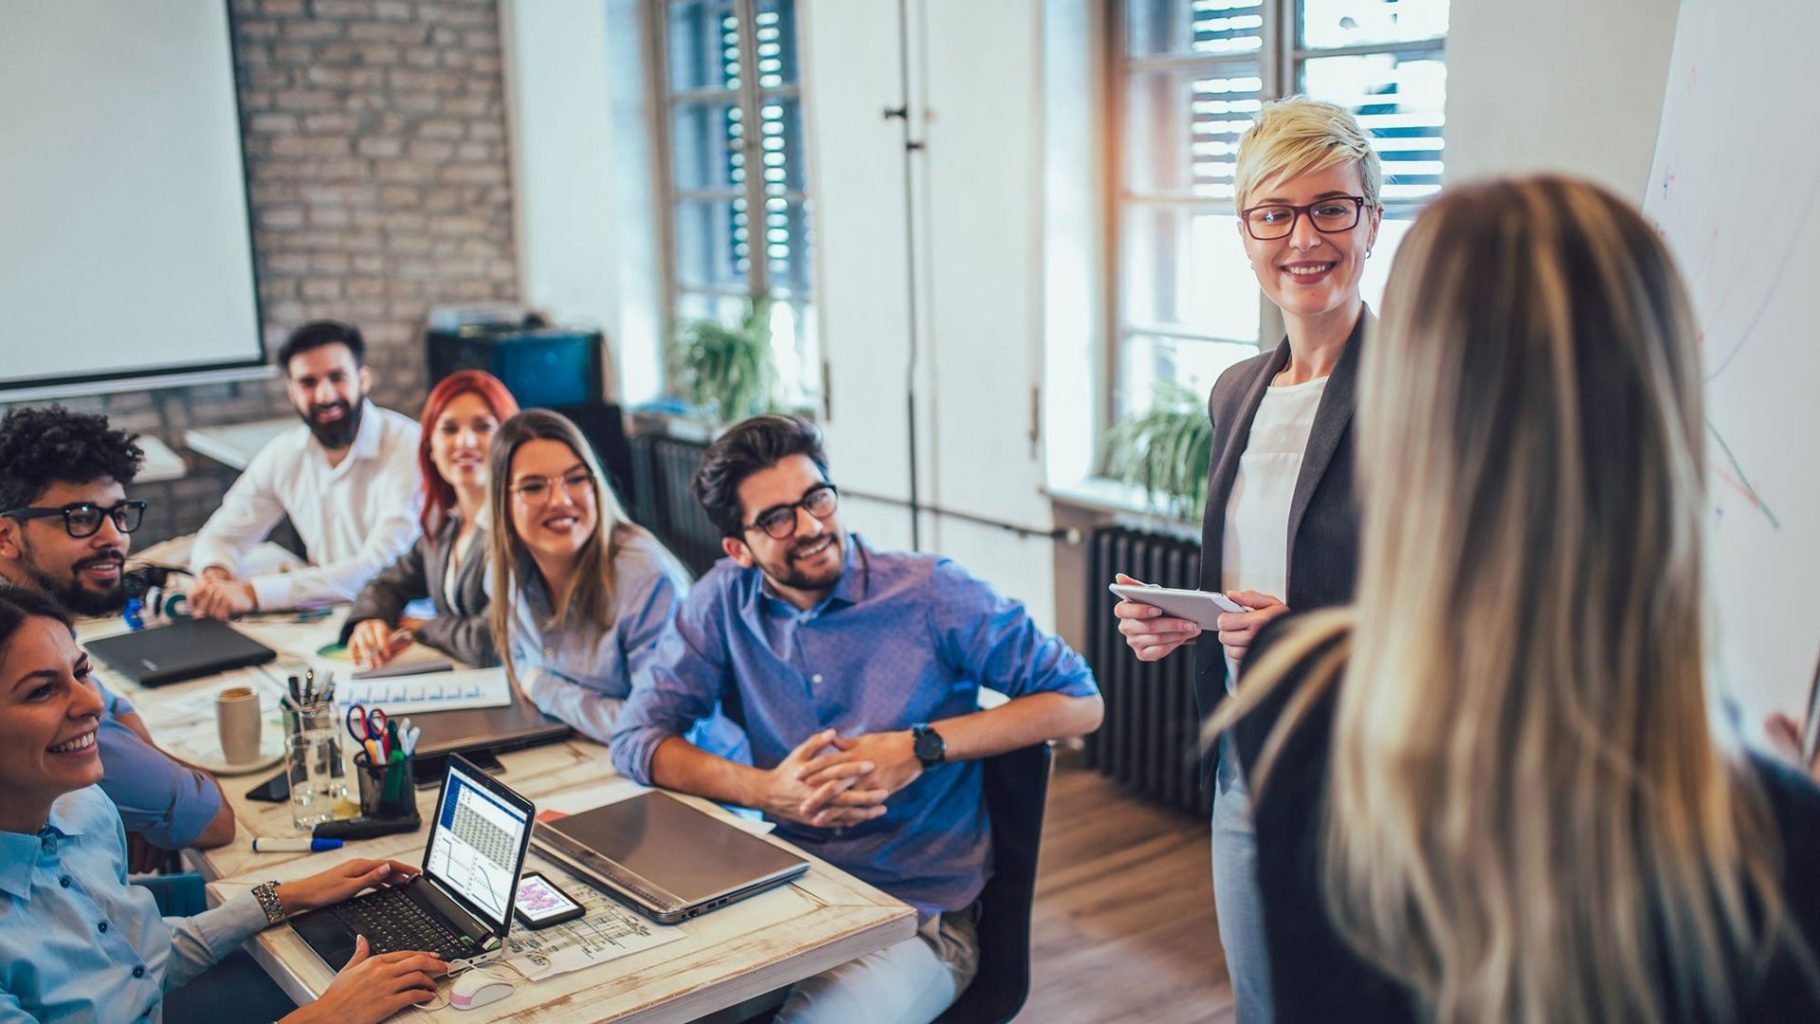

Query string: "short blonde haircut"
[1233, 96, 1382, 209]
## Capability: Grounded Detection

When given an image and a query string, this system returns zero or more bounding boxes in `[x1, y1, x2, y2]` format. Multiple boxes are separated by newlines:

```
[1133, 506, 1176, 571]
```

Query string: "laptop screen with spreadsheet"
[422, 758, 533, 933]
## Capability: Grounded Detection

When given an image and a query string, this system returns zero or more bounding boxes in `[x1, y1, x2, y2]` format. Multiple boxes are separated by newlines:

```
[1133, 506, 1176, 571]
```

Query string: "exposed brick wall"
[2, 0, 520, 549]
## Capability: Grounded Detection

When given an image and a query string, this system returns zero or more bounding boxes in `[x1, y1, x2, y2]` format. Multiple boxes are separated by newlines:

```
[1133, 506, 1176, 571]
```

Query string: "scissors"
[346, 704, 388, 762]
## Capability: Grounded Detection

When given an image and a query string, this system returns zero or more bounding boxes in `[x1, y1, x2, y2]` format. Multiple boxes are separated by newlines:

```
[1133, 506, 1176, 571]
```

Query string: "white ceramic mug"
[215, 685, 262, 764]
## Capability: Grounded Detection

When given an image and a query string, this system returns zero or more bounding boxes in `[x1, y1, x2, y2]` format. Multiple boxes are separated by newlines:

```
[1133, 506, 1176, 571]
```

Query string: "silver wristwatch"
[251, 880, 286, 925]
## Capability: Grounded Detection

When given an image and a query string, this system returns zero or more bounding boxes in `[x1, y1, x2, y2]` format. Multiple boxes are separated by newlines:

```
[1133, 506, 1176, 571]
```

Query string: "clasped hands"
[756, 727, 925, 830]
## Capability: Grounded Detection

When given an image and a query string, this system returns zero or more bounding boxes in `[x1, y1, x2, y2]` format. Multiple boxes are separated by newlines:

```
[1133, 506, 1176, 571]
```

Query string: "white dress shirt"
[190, 400, 423, 609]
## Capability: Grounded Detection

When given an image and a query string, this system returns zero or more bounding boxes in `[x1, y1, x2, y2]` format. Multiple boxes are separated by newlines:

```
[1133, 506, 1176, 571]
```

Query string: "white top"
[189, 401, 424, 609]
[1220, 375, 1329, 681]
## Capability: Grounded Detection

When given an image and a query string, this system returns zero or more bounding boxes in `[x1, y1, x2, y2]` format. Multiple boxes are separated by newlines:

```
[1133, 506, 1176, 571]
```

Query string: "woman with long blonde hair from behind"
[1211, 175, 1820, 1023]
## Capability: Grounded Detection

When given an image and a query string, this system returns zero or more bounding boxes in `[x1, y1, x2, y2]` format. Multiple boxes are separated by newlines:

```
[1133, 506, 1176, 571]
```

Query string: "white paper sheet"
[500, 872, 688, 981]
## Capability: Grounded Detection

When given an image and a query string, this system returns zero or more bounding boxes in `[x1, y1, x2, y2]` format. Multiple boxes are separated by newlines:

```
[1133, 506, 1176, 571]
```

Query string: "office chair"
[935, 741, 1054, 1024]
[725, 742, 1055, 1024]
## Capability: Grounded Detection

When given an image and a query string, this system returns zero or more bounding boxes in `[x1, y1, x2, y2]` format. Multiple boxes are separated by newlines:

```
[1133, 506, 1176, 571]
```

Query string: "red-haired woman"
[342, 370, 519, 668]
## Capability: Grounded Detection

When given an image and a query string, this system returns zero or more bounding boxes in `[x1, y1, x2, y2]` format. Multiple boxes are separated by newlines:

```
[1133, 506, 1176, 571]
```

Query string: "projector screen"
[0, 1, 265, 397]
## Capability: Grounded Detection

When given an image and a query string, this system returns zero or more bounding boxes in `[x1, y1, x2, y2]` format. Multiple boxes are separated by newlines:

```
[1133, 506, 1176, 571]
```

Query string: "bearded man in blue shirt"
[612, 415, 1103, 1024]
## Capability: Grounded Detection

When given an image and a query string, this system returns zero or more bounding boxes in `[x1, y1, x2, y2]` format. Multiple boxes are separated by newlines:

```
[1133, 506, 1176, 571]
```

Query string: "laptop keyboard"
[330, 886, 477, 961]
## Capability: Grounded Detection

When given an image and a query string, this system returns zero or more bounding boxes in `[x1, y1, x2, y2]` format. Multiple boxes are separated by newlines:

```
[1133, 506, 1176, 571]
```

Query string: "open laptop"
[291, 754, 536, 966]
[532, 791, 809, 924]
[82, 618, 276, 688]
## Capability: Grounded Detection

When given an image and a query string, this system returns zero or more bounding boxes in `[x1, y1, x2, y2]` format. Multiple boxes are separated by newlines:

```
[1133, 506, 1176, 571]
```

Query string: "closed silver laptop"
[532, 792, 809, 925]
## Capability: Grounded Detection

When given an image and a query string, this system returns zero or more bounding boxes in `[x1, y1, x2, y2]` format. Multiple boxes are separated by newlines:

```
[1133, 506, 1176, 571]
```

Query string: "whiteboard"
[0, 1, 263, 395]
[1643, 0, 1820, 719]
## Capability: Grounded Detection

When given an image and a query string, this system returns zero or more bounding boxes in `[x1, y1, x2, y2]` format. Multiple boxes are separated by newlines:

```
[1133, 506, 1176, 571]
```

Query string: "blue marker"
[251, 837, 344, 853]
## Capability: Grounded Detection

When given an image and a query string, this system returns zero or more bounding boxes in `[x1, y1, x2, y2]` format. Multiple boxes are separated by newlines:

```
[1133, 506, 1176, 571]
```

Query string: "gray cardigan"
[341, 513, 498, 667]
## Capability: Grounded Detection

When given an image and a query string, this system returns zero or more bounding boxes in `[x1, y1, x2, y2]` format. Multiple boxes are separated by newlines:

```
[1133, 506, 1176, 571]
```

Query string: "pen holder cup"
[354, 752, 417, 820]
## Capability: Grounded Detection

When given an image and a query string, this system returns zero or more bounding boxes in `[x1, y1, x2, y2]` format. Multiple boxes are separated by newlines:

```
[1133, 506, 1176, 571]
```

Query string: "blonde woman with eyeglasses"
[486, 410, 746, 760]
[1213, 175, 1820, 1023]
[1111, 96, 1381, 1020]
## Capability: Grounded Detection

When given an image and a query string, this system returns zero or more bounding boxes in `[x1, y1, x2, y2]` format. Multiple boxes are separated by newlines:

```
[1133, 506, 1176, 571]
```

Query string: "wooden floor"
[1015, 763, 1234, 1023]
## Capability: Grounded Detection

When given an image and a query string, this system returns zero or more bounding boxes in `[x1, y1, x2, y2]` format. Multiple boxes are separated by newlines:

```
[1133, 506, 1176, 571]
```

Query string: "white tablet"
[1107, 582, 1247, 628]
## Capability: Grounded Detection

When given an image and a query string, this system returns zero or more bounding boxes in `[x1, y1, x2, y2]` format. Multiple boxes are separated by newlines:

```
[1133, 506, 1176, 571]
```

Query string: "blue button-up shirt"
[95, 683, 225, 849]
[511, 532, 749, 762]
[612, 534, 1098, 918]
[0, 786, 268, 1022]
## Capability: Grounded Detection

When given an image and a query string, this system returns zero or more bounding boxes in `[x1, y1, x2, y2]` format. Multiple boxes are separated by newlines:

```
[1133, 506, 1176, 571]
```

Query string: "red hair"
[417, 370, 519, 534]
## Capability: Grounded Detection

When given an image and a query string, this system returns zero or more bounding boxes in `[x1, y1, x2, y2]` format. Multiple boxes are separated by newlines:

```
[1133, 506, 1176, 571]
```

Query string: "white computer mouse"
[449, 968, 515, 1011]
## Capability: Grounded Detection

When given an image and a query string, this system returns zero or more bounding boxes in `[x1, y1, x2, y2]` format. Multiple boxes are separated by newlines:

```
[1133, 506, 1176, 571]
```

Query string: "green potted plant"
[673, 298, 781, 427]
[1100, 382, 1212, 520]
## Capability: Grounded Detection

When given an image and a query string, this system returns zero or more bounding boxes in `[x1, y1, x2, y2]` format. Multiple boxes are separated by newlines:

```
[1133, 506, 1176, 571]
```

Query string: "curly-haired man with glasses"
[0, 404, 236, 861]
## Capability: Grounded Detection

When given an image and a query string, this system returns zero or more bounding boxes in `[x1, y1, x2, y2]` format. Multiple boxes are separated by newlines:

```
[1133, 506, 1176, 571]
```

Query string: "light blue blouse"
[0, 786, 267, 1022]
[510, 531, 748, 761]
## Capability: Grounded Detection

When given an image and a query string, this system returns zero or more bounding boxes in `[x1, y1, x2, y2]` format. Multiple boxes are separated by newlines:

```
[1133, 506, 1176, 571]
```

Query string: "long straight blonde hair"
[486, 409, 644, 689]
[1210, 175, 1810, 1022]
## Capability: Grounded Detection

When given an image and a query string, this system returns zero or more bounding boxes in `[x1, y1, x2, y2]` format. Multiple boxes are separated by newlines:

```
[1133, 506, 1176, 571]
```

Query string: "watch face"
[914, 726, 944, 764]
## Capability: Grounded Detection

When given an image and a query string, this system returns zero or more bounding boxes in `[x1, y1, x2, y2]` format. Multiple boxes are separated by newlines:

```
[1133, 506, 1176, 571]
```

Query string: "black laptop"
[403, 691, 571, 786]
[291, 754, 536, 966]
[83, 618, 277, 688]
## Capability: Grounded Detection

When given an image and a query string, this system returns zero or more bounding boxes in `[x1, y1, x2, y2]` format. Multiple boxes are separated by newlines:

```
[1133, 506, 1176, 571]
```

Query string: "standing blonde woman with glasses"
[1112, 96, 1381, 1020]
[1215, 175, 1820, 1022]
[487, 410, 745, 759]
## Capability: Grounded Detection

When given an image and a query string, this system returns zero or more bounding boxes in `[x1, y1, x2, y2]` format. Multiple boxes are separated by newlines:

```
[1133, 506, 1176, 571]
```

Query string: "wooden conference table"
[79, 609, 915, 1023]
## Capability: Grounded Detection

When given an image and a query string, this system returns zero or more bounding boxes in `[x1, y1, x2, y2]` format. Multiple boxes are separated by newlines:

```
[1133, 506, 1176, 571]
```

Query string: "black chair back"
[935, 742, 1054, 1024]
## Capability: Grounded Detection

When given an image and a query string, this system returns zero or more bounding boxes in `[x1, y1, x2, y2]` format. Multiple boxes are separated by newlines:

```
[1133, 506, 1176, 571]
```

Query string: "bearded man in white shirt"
[187, 321, 422, 618]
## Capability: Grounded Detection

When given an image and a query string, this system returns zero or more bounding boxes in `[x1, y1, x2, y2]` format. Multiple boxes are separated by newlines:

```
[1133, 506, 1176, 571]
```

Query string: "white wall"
[501, 0, 663, 404]
[1443, 0, 1680, 198]
[803, 0, 1058, 627]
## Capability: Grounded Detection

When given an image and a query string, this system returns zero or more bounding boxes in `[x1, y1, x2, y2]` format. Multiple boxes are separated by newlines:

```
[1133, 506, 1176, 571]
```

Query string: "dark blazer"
[1193, 311, 1367, 749]
[1234, 616, 1820, 1023]
[341, 514, 498, 667]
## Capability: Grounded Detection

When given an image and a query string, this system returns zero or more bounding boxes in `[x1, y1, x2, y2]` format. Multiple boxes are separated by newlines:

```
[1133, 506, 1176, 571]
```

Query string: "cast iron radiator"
[627, 434, 723, 578]
[1083, 525, 1211, 816]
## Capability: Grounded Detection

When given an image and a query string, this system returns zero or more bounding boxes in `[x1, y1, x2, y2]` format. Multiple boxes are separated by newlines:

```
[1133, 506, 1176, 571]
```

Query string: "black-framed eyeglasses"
[1239, 195, 1371, 240]
[0, 500, 147, 538]
[744, 484, 839, 540]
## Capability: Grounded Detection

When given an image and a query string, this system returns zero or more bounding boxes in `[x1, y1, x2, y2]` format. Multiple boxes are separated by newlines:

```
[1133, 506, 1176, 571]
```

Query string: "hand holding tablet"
[1108, 579, 1248, 629]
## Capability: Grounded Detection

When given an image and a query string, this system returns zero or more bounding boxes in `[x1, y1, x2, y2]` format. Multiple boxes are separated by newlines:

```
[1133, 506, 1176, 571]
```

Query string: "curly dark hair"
[0, 405, 144, 511]
[691, 415, 829, 537]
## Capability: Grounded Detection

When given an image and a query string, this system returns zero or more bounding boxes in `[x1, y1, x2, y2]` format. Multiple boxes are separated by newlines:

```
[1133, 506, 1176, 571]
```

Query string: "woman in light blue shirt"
[0, 585, 446, 1023]
[486, 411, 745, 759]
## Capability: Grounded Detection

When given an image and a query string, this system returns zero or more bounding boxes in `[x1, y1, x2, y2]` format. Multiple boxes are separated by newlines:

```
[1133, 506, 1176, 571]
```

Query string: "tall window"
[655, 0, 818, 407]
[1113, 0, 1447, 420]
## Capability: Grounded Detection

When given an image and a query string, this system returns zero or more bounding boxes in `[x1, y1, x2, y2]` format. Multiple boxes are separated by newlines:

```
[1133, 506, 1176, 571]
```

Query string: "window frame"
[648, 0, 813, 393]
[1104, 0, 1446, 430]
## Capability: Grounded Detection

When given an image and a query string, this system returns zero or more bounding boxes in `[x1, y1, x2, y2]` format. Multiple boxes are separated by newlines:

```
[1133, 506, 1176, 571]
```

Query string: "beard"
[302, 397, 363, 450]
[19, 547, 127, 617]
[758, 530, 846, 592]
